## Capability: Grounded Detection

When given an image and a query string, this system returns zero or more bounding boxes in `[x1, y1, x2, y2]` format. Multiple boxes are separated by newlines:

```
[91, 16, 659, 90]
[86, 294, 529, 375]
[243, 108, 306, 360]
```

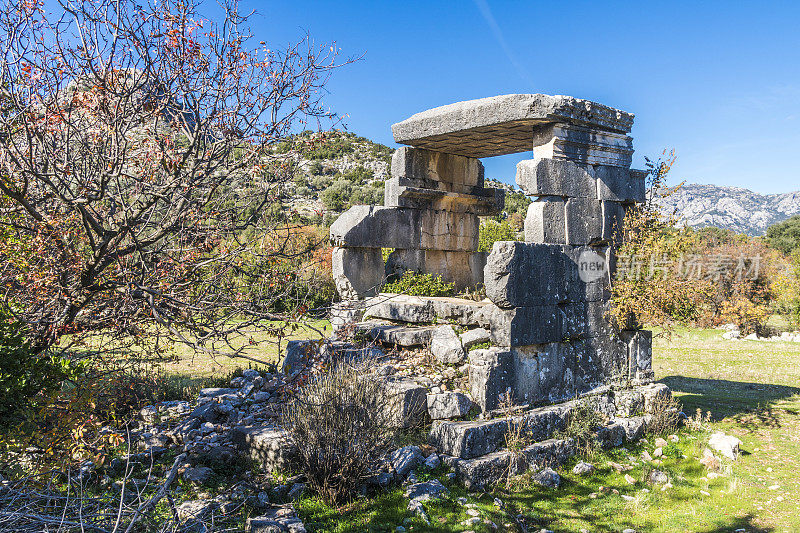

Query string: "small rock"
[391, 446, 424, 478]
[708, 432, 742, 460]
[641, 451, 653, 461]
[572, 461, 594, 475]
[624, 474, 636, 485]
[648, 470, 669, 485]
[532, 467, 561, 488]
[182, 467, 214, 485]
[654, 437, 668, 447]
[424, 453, 441, 470]
[668, 434, 679, 442]
[405, 479, 449, 502]
[287, 482, 306, 501]
[653, 447, 663, 458]
[430, 325, 466, 364]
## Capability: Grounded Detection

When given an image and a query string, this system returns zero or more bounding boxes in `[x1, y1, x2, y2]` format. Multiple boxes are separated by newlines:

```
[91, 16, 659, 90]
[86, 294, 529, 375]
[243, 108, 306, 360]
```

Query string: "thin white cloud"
[472, 0, 536, 88]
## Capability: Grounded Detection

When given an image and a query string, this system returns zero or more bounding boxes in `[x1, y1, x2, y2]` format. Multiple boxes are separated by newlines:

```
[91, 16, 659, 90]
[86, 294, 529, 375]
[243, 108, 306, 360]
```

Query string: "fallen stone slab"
[230, 425, 297, 473]
[427, 392, 473, 420]
[358, 322, 437, 347]
[404, 479, 450, 502]
[364, 293, 489, 326]
[391, 94, 634, 159]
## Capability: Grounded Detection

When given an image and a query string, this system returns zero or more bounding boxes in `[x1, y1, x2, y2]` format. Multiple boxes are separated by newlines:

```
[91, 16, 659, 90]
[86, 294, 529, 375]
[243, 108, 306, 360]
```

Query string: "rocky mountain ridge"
[654, 183, 800, 236]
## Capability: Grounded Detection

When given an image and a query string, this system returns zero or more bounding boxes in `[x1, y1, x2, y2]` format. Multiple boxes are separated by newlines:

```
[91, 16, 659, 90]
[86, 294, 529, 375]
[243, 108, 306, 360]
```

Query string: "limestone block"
[585, 300, 615, 338]
[560, 302, 589, 339]
[468, 348, 513, 412]
[430, 325, 466, 364]
[330, 205, 478, 252]
[484, 241, 566, 308]
[385, 378, 430, 428]
[459, 327, 490, 349]
[622, 329, 653, 382]
[508, 345, 540, 406]
[331, 246, 384, 299]
[588, 333, 629, 382]
[525, 343, 574, 404]
[384, 176, 504, 215]
[358, 322, 437, 347]
[516, 158, 596, 198]
[392, 94, 635, 159]
[570, 339, 603, 393]
[364, 294, 489, 326]
[329, 301, 366, 332]
[602, 201, 625, 243]
[532, 123, 634, 168]
[426, 392, 473, 420]
[385, 249, 485, 290]
[392, 146, 483, 190]
[476, 304, 563, 347]
[230, 426, 297, 473]
[524, 198, 566, 244]
[565, 198, 603, 245]
[595, 165, 644, 203]
[630, 169, 647, 203]
[563, 245, 611, 302]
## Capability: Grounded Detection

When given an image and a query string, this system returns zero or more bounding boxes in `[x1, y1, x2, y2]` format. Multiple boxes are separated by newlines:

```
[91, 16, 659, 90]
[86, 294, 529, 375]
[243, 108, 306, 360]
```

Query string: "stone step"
[364, 293, 489, 326]
[449, 413, 652, 491]
[429, 401, 575, 459]
[357, 321, 437, 347]
[453, 437, 575, 491]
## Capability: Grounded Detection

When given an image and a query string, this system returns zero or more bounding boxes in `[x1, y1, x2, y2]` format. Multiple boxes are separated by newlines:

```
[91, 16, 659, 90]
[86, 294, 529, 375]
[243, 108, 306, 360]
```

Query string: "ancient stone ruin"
[330, 93, 654, 413]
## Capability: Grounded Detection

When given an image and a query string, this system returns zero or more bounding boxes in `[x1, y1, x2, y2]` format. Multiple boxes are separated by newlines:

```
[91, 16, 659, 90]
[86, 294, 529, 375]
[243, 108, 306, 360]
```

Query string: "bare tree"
[0, 0, 349, 360]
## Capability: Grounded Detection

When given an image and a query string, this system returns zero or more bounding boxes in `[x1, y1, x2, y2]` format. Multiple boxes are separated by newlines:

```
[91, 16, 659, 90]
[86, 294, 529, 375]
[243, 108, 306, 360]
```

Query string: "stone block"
[565, 198, 603, 245]
[230, 425, 297, 473]
[524, 198, 567, 244]
[459, 327, 491, 349]
[391, 146, 483, 190]
[427, 392, 473, 420]
[571, 339, 605, 393]
[430, 325, 466, 364]
[332, 246, 384, 299]
[364, 294, 489, 326]
[484, 241, 566, 307]
[587, 332, 629, 382]
[384, 177, 504, 215]
[282, 340, 321, 375]
[532, 343, 574, 403]
[468, 348, 513, 412]
[385, 378, 430, 428]
[622, 329, 653, 382]
[563, 245, 611, 303]
[385, 249, 486, 291]
[560, 302, 588, 339]
[358, 322, 436, 347]
[330, 205, 478, 252]
[595, 165, 643, 203]
[475, 304, 562, 347]
[532, 123, 634, 168]
[391, 94, 634, 159]
[602, 201, 625, 243]
[329, 301, 366, 332]
[516, 158, 596, 198]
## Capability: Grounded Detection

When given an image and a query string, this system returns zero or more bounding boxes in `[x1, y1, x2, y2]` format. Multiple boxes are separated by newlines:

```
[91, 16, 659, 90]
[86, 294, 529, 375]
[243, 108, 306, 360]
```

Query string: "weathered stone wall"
[329, 147, 504, 299]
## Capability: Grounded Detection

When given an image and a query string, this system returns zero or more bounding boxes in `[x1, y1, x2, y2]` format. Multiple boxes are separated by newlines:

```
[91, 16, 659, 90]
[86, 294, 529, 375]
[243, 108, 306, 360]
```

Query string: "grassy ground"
[292, 327, 800, 533]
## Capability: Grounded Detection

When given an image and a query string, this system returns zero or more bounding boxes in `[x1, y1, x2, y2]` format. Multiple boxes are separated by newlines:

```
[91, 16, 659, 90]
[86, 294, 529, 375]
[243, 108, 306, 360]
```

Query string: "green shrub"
[382, 271, 455, 297]
[0, 313, 77, 422]
[478, 219, 519, 252]
[767, 215, 800, 255]
[320, 180, 353, 211]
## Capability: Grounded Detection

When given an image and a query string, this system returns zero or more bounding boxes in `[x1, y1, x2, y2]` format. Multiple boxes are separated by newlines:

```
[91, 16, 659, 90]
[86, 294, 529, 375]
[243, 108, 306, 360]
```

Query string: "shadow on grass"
[660, 375, 800, 425]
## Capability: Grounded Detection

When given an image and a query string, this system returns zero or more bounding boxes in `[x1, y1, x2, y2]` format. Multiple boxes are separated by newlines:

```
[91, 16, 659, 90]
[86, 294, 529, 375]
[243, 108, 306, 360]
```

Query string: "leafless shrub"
[645, 393, 682, 436]
[555, 399, 605, 460]
[282, 360, 396, 504]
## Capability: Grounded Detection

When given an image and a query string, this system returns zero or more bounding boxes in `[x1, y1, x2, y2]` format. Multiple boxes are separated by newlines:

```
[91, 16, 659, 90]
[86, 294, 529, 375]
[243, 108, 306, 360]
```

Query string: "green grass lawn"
[292, 327, 800, 533]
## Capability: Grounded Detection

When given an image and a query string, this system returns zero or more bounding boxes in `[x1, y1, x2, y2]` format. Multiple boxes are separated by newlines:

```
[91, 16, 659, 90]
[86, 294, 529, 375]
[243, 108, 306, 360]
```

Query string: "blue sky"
[247, 1, 799, 193]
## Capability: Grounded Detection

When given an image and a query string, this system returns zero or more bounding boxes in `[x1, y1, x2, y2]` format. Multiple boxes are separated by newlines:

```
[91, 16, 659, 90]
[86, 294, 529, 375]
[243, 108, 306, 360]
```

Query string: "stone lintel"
[392, 94, 634, 158]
